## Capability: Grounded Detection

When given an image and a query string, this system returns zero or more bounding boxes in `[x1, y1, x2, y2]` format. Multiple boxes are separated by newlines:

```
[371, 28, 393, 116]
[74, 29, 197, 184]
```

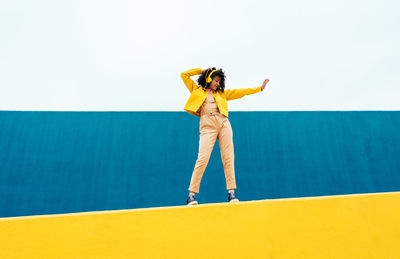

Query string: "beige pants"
[188, 108, 237, 193]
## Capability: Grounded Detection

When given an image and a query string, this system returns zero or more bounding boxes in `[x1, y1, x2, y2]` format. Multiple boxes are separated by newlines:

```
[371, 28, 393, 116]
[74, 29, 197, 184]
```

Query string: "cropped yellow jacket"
[180, 67, 262, 117]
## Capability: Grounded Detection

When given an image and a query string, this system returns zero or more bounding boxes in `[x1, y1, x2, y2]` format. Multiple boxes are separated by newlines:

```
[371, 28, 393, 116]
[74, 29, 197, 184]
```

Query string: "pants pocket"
[199, 115, 215, 134]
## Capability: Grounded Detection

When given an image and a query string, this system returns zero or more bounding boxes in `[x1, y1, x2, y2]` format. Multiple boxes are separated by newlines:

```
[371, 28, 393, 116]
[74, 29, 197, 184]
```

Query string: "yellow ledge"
[1, 192, 400, 258]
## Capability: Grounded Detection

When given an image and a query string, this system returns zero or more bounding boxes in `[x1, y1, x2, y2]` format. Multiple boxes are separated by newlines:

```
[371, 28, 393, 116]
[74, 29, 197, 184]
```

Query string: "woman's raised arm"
[225, 79, 269, 100]
[180, 68, 203, 93]
[224, 87, 262, 101]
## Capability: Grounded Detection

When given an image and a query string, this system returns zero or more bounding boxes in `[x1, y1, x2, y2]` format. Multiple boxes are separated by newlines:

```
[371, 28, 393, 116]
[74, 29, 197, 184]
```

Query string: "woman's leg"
[188, 116, 218, 194]
[218, 117, 237, 191]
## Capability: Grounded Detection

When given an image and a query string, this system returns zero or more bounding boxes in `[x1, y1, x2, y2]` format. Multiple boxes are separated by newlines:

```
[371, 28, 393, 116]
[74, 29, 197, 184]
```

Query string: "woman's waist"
[200, 107, 221, 116]
[202, 105, 218, 110]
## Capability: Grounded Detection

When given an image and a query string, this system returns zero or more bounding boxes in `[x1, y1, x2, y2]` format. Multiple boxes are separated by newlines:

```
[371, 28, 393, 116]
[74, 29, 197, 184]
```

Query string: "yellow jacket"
[180, 67, 262, 117]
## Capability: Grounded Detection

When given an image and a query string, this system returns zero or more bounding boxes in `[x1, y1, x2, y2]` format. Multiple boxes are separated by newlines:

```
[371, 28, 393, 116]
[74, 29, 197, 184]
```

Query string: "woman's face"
[209, 76, 221, 91]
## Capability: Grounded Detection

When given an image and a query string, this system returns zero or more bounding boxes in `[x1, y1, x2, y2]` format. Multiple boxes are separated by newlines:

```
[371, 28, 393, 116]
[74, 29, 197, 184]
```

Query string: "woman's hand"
[261, 78, 270, 91]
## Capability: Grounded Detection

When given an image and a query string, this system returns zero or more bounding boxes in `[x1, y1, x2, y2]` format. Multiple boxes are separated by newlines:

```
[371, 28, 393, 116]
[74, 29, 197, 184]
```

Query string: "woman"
[180, 67, 269, 205]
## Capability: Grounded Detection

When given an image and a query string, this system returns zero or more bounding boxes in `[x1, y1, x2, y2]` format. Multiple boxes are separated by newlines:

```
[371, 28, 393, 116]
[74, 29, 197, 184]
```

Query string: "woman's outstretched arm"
[225, 79, 270, 101]
[180, 68, 203, 93]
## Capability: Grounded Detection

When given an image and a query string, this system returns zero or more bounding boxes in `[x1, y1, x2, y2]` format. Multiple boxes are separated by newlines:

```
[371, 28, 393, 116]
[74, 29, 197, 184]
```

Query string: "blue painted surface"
[0, 111, 399, 217]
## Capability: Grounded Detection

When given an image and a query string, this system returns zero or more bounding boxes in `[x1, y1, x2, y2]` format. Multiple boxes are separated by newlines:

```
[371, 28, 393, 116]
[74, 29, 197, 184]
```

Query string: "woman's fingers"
[261, 78, 270, 91]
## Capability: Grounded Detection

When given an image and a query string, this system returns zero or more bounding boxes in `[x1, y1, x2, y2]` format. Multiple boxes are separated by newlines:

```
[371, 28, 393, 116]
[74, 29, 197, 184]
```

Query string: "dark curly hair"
[197, 67, 226, 92]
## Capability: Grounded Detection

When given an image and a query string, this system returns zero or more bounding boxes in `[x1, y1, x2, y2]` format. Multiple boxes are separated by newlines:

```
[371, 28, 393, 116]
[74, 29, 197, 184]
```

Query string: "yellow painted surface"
[1, 192, 400, 258]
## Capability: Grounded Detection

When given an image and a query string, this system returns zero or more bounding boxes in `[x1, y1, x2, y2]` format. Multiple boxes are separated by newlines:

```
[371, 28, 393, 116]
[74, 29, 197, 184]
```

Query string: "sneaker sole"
[187, 201, 198, 205]
[229, 199, 239, 203]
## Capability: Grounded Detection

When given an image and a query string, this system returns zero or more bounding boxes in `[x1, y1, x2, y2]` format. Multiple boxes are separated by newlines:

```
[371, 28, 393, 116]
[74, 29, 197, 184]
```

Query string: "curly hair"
[196, 67, 226, 92]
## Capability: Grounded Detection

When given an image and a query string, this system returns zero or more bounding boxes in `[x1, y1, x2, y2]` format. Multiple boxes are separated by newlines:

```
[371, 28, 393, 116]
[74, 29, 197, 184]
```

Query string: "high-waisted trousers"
[188, 107, 237, 193]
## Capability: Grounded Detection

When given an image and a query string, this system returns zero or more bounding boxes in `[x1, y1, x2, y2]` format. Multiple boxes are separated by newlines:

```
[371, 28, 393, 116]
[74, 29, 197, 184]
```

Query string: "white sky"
[0, 0, 399, 111]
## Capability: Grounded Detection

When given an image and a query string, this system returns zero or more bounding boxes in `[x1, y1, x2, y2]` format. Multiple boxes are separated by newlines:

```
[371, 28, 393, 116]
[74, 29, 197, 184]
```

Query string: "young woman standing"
[180, 67, 269, 205]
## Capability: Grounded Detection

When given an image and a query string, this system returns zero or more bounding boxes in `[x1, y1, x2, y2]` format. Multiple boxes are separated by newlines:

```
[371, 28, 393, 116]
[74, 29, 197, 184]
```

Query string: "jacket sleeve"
[224, 86, 262, 101]
[180, 68, 202, 93]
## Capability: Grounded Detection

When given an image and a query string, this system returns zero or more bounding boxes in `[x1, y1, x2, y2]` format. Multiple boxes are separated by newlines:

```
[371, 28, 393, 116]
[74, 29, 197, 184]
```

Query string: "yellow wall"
[1, 192, 399, 258]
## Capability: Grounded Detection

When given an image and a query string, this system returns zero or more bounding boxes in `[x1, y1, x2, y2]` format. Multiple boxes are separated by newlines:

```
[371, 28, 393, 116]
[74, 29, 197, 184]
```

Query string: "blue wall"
[1, 111, 399, 217]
